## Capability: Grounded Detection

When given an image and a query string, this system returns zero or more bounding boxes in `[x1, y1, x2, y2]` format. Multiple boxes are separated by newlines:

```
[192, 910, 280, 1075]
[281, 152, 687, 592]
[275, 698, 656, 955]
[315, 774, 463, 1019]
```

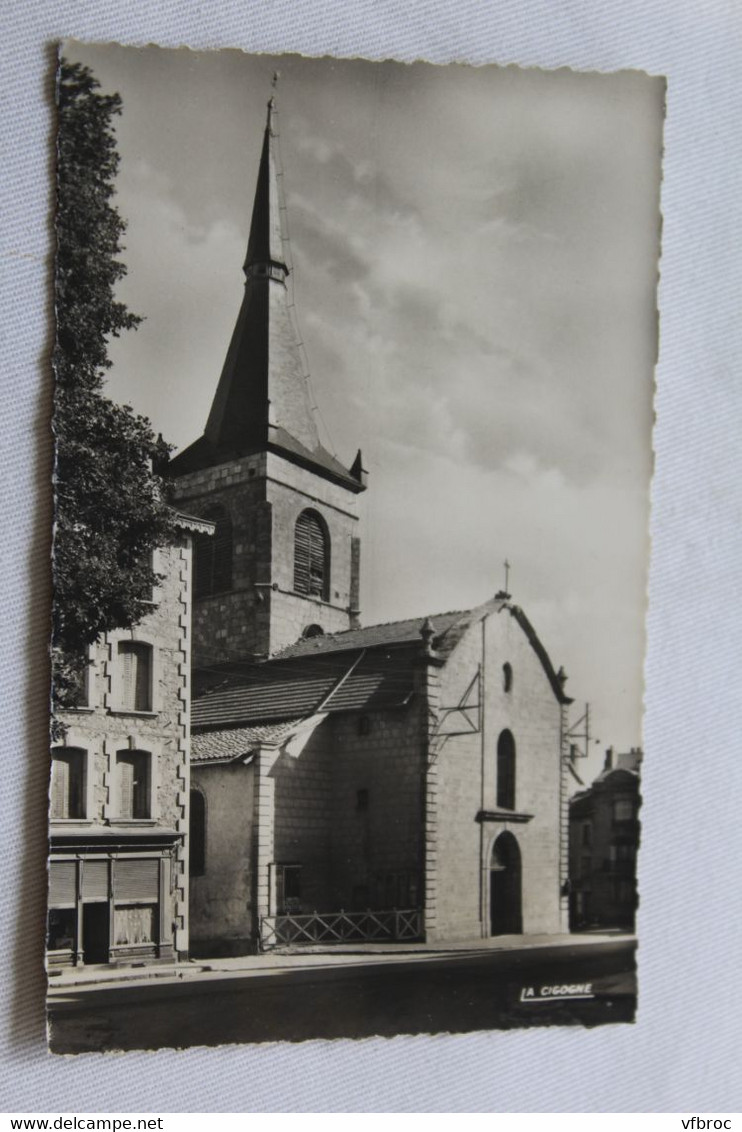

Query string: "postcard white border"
[1, 0, 739, 1113]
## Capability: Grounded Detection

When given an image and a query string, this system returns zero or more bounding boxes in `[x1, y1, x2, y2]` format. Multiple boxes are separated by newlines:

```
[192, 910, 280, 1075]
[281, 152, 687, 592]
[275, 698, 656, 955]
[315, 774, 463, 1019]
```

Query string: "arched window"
[294, 510, 330, 600]
[503, 662, 513, 692]
[194, 504, 232, 598]
[302, 623, 325, 639]
[189, 789, 206, 877]
[497, 729, 516, 810]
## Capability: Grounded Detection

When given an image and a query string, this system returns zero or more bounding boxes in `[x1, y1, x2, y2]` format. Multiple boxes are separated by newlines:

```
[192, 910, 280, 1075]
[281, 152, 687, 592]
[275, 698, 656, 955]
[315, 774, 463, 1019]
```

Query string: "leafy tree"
[52, 60, 173, 712]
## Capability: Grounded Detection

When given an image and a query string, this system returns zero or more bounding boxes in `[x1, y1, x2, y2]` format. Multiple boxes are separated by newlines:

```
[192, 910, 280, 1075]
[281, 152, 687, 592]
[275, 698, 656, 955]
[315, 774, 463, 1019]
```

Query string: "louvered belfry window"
[294, 510, 330, 600]
[194, 505, 232, 598]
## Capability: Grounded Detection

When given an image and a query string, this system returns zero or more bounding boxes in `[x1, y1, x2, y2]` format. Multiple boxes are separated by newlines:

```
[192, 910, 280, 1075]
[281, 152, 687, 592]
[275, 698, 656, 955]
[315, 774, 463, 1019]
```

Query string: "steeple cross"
[504, 559, 510, 593]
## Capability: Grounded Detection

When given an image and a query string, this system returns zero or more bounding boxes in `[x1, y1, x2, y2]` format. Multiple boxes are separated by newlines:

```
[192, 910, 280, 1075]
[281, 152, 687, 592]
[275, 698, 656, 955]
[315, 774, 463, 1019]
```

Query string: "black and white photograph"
[47, 42, 662, 1054]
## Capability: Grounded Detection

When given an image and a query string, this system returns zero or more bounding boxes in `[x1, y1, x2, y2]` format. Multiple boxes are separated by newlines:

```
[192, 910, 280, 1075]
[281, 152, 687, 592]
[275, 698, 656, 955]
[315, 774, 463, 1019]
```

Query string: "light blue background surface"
[1, 0, 740, 1112]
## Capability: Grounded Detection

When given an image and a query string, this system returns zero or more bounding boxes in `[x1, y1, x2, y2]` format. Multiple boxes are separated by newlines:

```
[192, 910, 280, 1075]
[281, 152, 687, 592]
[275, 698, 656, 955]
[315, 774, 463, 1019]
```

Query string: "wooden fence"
[259, 908, 423, 950]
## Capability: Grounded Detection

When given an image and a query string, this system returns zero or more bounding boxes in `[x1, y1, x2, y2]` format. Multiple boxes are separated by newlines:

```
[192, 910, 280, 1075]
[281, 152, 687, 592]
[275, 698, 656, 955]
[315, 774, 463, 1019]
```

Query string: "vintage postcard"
[47, 42, 663, 1053]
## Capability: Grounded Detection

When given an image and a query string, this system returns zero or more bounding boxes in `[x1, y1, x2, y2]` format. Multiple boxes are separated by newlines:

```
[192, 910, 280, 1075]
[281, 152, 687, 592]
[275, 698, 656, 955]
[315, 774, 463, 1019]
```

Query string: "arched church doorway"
[490, 831, 522, 935]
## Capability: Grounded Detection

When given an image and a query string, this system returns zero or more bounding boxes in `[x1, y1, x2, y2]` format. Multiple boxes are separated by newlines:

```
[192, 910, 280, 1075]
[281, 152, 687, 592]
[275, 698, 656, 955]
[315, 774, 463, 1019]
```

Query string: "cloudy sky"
[64, 42, 663, 781]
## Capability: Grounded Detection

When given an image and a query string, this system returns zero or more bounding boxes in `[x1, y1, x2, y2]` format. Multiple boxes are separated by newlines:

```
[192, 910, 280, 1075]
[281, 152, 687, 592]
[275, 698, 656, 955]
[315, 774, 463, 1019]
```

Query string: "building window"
[189, 789, 206, 876]
[118, 641, 153, 712]
[613, 798, 635, 822]
[356, 788, 369, 812]
[503, 662, 513, 692]
[116, 750, 152, 819]
[194, 504, 232, 598]
[582, 821, 592, 847]
[358, 715, 372, 736]
[50, 748, 86, 820]
[496, 729, 516, 810]
[302, 623, 325, 639]
[277, 864, 302, 914]
[294, 510, 330, 600]
[47, 908, 76, 952]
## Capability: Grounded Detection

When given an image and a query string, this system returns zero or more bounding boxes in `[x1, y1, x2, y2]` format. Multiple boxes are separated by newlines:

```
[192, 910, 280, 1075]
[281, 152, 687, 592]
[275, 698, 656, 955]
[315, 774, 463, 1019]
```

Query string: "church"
[168, 96, 574, 955]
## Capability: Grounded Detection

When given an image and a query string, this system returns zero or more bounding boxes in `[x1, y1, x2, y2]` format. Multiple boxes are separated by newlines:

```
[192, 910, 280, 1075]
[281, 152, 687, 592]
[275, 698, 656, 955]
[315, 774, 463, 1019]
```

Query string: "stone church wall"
[170, 453, 271, 665]
[264, 451, 361, 652]
[171, 450, 361, 662]
[190, 762, 255, 957]
[328, 705, 426, 911]
[271, 729, 334, 912]
[432, 610, 564, 941]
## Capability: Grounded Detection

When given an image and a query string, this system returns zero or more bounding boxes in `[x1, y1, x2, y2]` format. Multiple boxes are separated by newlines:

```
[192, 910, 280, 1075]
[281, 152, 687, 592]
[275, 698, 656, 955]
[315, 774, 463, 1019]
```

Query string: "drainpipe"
[415, 619, 444, 943]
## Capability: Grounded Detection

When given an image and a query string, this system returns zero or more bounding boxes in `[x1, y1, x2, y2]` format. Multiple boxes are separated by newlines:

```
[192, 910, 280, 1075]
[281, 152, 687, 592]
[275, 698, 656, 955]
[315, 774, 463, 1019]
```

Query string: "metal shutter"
[49, 860, 77, 906]
[82, 860, 109, 901]
[114, 858, 159, 902]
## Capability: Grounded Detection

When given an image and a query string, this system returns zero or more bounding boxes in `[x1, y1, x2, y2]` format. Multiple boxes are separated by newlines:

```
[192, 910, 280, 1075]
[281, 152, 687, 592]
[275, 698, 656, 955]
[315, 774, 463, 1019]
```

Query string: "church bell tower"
[169, 93, 366, 667]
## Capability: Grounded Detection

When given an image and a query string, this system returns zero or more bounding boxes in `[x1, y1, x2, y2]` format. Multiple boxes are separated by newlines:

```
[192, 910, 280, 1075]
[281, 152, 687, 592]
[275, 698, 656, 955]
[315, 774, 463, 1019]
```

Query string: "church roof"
[273, 609, 472, 660]
[169, 96, 364, 495]
[190, 600, 571, 736]
[192, 647, 418, 731]
[192, 719, 304, 764]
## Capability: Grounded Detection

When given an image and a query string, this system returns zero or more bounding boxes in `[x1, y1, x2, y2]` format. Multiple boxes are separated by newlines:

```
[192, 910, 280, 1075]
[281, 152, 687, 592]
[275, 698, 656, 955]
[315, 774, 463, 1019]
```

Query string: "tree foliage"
[53, 60, 174, 711]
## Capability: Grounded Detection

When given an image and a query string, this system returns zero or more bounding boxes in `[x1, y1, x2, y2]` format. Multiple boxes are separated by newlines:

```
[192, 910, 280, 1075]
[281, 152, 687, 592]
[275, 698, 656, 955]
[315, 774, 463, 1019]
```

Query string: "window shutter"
[114, 858, 159, 902]
[116, 751, 151, 819]
[50, 750, 85, 819]
[119, 644, 135, 710]
[294, 514, 312, 593]
[118, 754, 134, 818]
[82, 860, 109, 901]
[49, 861, 77, 906]
[294, 511, 328, 599]
[50, 756, 69, 820]
[118, 642, 152, 712]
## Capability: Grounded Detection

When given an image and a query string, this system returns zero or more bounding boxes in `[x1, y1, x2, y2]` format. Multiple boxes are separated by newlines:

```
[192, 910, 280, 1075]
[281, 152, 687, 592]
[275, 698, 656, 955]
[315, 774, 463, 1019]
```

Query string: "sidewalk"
[47, 930, 635, 995]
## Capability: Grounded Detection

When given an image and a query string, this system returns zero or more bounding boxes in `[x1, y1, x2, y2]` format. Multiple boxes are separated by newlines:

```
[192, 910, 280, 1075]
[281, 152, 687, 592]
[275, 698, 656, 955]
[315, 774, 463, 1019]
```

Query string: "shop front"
[47, 831, 181, 968]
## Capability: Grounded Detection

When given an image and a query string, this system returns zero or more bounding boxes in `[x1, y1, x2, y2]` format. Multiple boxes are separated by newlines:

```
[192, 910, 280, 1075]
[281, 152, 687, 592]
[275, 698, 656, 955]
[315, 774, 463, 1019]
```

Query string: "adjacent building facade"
[47, 515, 212, 968]
[568, 747, 642, 932]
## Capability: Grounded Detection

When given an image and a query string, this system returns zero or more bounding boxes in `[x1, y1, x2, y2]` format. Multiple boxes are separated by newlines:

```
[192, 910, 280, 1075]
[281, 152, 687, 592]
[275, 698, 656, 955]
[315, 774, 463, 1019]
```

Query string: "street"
[48, 939, 636, 1053]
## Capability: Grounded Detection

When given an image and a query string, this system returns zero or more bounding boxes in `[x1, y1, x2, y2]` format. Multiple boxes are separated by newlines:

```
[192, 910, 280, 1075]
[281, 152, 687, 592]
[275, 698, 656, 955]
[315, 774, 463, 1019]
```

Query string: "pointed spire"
[242, 95, 287, 282]
[203, 86, 319, 456]
[170, 84, 366, 495]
